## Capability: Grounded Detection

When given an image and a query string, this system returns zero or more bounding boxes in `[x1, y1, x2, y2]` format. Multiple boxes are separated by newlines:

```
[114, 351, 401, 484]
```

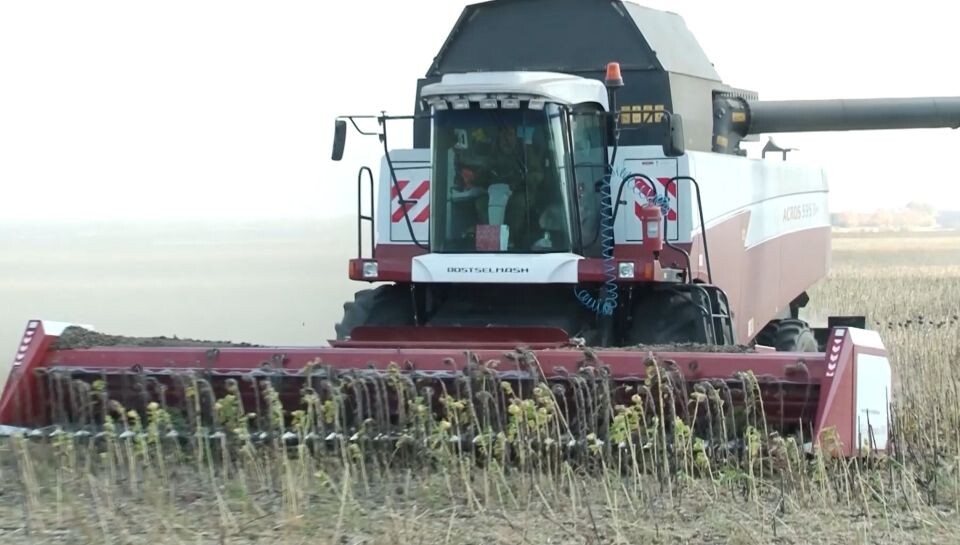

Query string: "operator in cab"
[451, 125, 552, 250]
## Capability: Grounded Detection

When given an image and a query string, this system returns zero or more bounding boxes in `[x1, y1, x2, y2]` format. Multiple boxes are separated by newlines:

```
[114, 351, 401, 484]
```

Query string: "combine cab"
[3, 0, 958, 458]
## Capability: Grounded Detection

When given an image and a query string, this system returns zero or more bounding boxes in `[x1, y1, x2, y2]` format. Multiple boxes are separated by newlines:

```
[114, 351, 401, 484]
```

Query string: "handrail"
[357, 166, 376, 259]
[665, 176, 712, 284]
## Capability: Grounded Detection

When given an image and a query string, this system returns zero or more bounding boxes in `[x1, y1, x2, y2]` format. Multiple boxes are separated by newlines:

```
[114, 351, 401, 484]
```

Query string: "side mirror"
[331, 119, 347, 161]
[663, 113, 685, 157]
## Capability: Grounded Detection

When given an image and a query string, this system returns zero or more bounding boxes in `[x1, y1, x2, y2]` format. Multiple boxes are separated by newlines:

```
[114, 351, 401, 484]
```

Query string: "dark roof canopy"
[426, 0, 719, 80]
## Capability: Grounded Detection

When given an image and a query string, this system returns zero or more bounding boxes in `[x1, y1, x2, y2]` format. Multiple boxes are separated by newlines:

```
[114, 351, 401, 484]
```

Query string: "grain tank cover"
[413, 0, 730, 151]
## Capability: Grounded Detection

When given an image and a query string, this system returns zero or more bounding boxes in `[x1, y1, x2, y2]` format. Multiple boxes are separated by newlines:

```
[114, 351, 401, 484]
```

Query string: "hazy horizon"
[0, 218, 364, 389]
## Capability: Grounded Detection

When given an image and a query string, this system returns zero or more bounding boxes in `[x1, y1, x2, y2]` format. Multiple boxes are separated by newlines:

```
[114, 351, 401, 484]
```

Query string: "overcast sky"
[1, 0, 958, 221]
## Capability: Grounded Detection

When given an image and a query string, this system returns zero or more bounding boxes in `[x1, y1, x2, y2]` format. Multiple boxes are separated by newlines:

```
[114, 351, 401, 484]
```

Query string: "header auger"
[3, 0, 958, 464]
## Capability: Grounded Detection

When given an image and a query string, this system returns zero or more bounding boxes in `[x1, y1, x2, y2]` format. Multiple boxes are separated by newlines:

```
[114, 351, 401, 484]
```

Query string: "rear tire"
[334, 284, 414, 340]
[753, 320, 780, 348]
[753, 318, 818, 352]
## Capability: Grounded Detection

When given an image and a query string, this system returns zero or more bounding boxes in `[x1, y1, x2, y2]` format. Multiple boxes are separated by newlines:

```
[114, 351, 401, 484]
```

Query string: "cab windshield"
[430, 102, 573, 253]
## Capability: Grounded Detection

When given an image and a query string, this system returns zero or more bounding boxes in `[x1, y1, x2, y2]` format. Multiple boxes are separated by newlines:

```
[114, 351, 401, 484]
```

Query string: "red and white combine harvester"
[3, 0, 959, 457]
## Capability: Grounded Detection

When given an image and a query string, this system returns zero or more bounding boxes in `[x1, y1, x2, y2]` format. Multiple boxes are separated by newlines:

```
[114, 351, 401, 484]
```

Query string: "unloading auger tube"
[1, 320, 892, 459]
[713, 96, 960, 153]
[746, 97, 960, 134]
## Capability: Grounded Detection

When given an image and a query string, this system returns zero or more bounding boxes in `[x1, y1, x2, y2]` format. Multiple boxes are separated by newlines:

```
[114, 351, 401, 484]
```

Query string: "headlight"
[618, 262, 635, 279]
[362, 261, 379, 279]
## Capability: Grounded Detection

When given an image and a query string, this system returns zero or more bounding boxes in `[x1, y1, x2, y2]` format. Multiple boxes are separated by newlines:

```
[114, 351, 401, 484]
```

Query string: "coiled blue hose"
[574, 173, 618, 316]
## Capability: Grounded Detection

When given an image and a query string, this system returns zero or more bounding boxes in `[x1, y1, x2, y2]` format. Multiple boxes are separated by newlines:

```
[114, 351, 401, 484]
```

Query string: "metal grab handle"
[357, 166, 376, 259]
[665, 176, 712, 284]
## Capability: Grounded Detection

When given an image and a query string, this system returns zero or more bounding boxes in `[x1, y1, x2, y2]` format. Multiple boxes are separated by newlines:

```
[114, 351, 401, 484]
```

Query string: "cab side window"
[570, 106, 607, 257]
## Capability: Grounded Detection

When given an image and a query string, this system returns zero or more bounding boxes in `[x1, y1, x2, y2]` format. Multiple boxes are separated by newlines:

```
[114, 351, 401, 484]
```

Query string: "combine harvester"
[3, 0, 959, 458]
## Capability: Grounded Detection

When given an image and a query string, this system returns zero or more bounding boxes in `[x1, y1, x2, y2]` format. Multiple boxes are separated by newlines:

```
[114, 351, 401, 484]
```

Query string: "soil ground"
[0, 441, 958, 545]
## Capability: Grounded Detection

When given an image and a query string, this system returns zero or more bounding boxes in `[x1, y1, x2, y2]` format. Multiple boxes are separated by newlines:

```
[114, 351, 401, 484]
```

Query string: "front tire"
[334, 284, 414, 340]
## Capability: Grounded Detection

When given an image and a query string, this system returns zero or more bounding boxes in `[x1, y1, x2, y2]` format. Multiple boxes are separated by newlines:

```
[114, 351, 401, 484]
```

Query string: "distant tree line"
[830, 202, 951, 230]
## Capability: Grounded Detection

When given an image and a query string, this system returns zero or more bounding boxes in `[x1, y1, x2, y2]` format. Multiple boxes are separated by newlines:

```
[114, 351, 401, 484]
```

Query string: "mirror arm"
[336, 115, 380, 136]
[349, 118, 379, 136]
[331, 113, 435, 161]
